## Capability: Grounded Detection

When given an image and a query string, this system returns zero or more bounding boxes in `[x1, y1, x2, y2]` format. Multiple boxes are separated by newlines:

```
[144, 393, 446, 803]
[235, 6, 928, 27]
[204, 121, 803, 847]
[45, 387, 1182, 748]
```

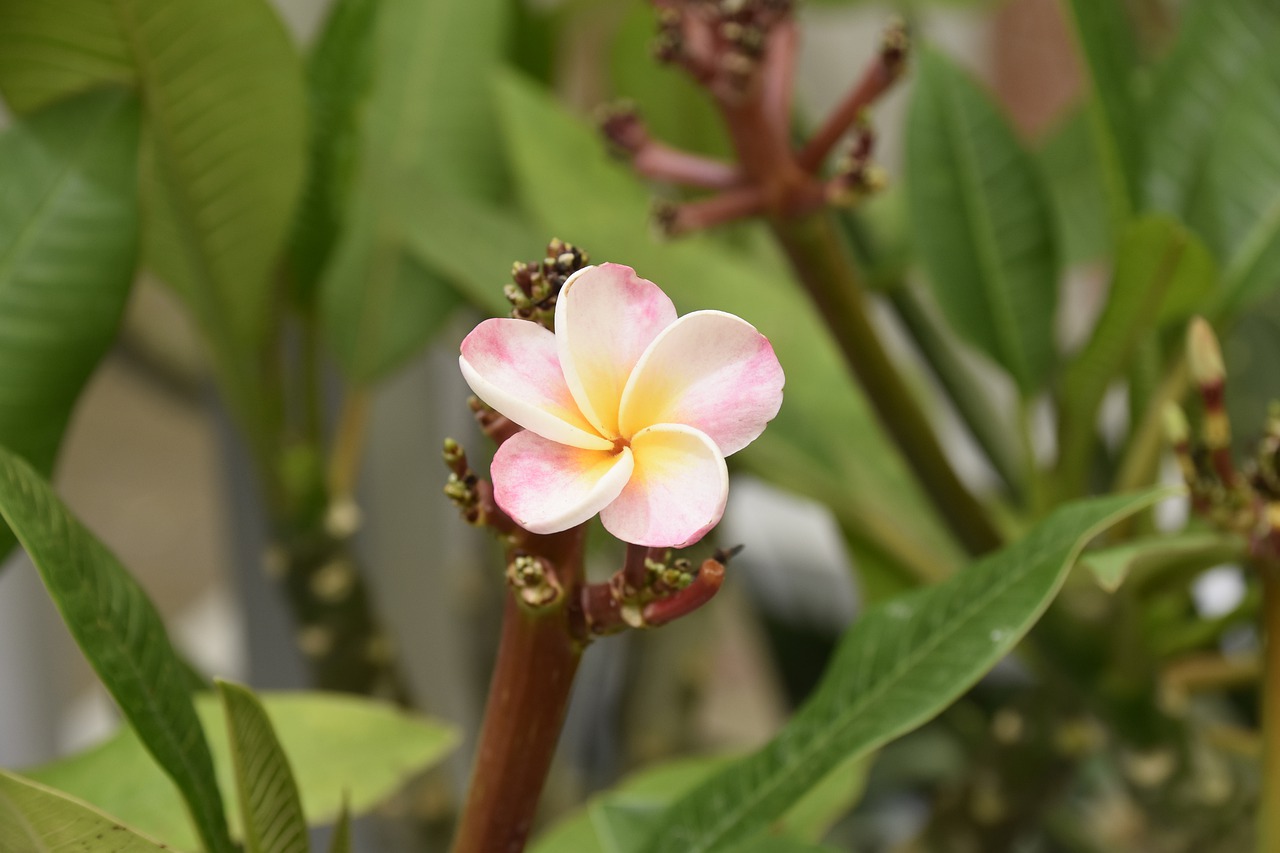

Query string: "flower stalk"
[452, 526, 586, 853]
[449, 243, 775, 848]
[605, 5, 1002, 555]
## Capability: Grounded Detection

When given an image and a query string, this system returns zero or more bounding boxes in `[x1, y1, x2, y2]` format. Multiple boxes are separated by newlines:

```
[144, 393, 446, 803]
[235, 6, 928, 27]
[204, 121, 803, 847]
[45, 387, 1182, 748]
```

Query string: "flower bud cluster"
[504, 238, 590, 328]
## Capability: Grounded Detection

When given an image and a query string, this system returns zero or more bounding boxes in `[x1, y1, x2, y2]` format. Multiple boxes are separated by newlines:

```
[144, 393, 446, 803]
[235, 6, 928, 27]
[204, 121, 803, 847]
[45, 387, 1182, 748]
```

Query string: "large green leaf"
[26, 692, 459, 850]
[0, 446, 232, 853]
[1143, 0, 1280, 217]
[0, 1, 131, 113]
[400, 184, 543, 314]
[319, 0, 509, 383]
[906, 49, 1059, 396]
[1056, 216, 1214, 493]
[532, 752, 867, 853]
[0, 771, 172, 853]
[1060, 0, 1142, 226]
[0, 0, 306, 384]
[1036, 108, 1112, 265]
[0, 89, 139, 560]
[639, 489, 1166, 853]
[289, 0, 378, 303]
[217, 681, 309, 853]
[491, 69, 963, 582]
[131, 0, 306, 367]
[1191, 67, 1280, 315]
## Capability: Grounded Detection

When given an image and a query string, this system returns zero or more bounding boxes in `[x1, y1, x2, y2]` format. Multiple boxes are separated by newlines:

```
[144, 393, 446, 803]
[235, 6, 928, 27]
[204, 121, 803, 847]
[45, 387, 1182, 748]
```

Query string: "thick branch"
[453, 526, 587, 853]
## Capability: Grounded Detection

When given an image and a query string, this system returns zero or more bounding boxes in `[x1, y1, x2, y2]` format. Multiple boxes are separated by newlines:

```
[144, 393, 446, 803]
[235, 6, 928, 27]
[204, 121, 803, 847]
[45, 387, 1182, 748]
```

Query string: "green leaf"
[399, 185, 543, 315]
[131, 0, 306, 363]
[1060, 0, 1141, 226]
[0, 446, 232, 853]
[906, 49, 1059, 396]
[326, 801, 352, 853]
[289, 0, 378, 303]
[492, 69, 964, 583]
[532, 755, 734, 853]
[533, 750, 868, 853]
[639, 489, 1167, 853]
[26, 692, 459, 850]
[216, 681, 309, 853]
[0, 89, 139, 561]
[319, 0, 509, 383]
[1056, 216, 1215, 494]
[0, 1, 131, 113]
[1191, 66, 1280, 315]
[1143, 0, 1280, 217]
[0, 770, 174, 853]
[726, 841, 841, 853]
[1036, 108, 1112, 265]
[1079, 530, 1244, 593]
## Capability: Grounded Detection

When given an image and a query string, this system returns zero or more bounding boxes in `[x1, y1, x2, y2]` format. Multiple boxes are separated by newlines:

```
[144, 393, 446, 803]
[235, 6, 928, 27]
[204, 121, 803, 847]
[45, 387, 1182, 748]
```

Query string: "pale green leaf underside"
[217, 681, 308, 853]
[907, 49, 1059, 396]
[26, 692, 460, 850]
[0, 771, 173, 853]
[0, 445, 232, 852]
[640, 489, 1167, 853]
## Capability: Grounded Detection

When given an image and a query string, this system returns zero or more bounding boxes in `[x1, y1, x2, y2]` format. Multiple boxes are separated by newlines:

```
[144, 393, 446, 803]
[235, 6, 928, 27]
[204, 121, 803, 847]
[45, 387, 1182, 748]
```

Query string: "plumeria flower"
[459, 263, 785, 548]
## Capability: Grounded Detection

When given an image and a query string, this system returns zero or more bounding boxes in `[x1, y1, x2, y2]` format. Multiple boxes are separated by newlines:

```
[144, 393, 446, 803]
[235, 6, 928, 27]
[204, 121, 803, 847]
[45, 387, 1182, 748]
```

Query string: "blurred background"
[0, 0, 1263, 848]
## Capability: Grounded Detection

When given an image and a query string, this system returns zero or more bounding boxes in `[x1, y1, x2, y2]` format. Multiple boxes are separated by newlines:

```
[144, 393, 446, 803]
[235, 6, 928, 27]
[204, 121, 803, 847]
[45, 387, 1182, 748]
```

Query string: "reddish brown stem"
[471, 480, 520, 536]
[623, 542, 650, 593]
[643, 559, 725, 626]
[469, 397, 522, 445]
[635, 142, 743, 189]
[796, 29, 906, 172]
[762, 19, 798, 129]
[660, 184, 769, 235]
[453, 526, 586, 853]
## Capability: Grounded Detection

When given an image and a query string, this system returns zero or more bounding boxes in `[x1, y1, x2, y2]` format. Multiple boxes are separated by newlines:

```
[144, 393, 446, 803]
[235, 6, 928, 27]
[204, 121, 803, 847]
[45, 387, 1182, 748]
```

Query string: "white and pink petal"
[617, 310, 784, 456]
[599, 423, 728, 548]
[555, 264, 677, 439]
[492, 431, 634, 535]
[460, 318, 611, 450]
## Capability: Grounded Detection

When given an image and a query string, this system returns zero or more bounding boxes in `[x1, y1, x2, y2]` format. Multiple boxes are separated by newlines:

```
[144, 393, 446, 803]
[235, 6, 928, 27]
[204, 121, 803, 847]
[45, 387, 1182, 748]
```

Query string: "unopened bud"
[1187, 317, 1226, 388]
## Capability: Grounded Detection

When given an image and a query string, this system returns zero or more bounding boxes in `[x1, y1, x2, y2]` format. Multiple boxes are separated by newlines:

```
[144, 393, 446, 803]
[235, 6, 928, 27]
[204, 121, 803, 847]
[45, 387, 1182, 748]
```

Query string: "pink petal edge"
[459, 318, 611, 451]
[492, 430, 635, 535]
